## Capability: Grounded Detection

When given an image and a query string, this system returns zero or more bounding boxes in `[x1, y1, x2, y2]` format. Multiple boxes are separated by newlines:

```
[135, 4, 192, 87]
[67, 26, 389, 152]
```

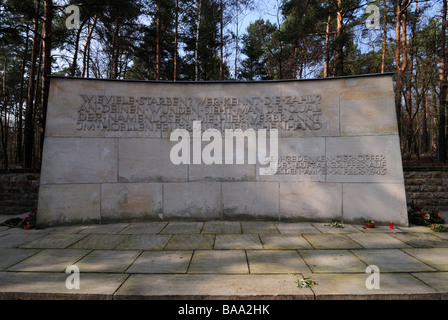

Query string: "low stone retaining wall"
[403, 168, 448, 211]
[0, 169, 447, 217]
[0, 171, 40, 215]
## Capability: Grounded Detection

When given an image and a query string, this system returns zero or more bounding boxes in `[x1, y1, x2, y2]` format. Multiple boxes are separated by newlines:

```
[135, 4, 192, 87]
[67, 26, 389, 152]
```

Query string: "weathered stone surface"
[38, 74, 408, 226]
[101, 183, 163, 221]
[40, 137, 117, 184]
[163, 183, 221, 219]
[342, 183, 409, 226]
[37, 184, 101, 226]
[279, 183, 342, 221]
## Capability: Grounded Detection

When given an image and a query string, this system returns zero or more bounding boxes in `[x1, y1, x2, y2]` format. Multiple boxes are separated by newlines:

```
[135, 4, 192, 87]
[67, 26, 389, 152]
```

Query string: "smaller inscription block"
[37, 74, 408, 227]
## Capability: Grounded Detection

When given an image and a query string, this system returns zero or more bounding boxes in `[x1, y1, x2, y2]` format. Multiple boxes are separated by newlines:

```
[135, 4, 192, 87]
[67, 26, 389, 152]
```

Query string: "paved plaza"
[1, 215, 448, 300]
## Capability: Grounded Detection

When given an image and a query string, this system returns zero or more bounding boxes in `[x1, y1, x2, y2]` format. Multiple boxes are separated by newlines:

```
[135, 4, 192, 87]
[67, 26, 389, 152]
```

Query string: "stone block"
[340, 76, 398, 135]
[222, 182, 279, 219]
[101, 183, 163, 221]
[46, 78, 105, 137]
[118, 139, 188, 182]
[342, 183, 408, 226]
[279, 182, 342, 221]
[40, 138, 117, 184]
[326, 135, 404, 183]
[37, 184, 101, 227]
[163, 183, 221, 219]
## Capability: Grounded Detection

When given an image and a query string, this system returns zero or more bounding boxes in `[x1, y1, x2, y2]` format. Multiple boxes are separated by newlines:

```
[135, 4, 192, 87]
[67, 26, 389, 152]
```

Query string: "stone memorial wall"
[37, 74, 408, 227]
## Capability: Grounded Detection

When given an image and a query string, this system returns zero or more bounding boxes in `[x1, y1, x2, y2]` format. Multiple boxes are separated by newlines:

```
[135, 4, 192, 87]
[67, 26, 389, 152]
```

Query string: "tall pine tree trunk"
[156, 0, 161, 80]
[82, 15, 97, 78]
[39, 0, 53, 160]
[24, 1, 40, 168]
[438, 0, 448, 162]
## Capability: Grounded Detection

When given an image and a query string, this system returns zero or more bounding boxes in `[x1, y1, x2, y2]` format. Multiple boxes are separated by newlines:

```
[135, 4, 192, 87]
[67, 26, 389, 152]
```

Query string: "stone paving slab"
[20, 233, 88, 249]
[118, 222, 168, 234]
[346, 233, 412, 249]
[351, 249, 437, 272]
[311, 223, 361, 234]
[201, 221, 242, 234]
[115, 234, 172, 250]
[299, 249, 367, 273]
[303, 234, 363, 249]
[188, 250, 249, 274]
[260, 234, 314, 249]
[0, 248, 40, 270]
[6, 249, 90, 272]
[403, 248, 448, 271]
[247, 250, 311, 274]
[76, 250, 141, 273]
[241, 221, 279, 234]
[164, 234, 215, 250]
[390, 233, 448, 248]
[126, 251, 192, 274]
[160, 222, 204, 234]
[69, 234, 130, 250]
[80, 223, 130, 234]
[0, 272, 128, 300]
[0, 233, 48, 248]
[214, 234, 263, 249]
[411, 272, 448, 298]
[308, 273, 439, 300]
[274, 223, 320, 234]
[114, 274, 314, 300]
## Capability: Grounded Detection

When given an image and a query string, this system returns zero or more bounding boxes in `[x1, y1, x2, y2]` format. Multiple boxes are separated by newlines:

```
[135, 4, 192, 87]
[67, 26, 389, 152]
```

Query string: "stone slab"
[101, 183, 163, 221]
[37, 184, 101, 226]
[160, 222, 204, 234]
[342, 183, 408, 226]
[126, 251, 193, 274]
[164, 234, 215, 250]
[7, 249, 90, 272]
[299, 250, 367, 273]
[0, 233, 48, 248]
[115, 235, 172, 250]
[302, 234, 363, 249]
[201, 221, 242, 234]
[118, 222, 168, 234]
[351, 249, 436, 272]
[260, 235, 314, 249]
[390, 233, 448, 248]
[20, 233, 88, 249]
[346, 233, 412, 249]
[75, 249, 141, 273]
[403, 248, 448, 271]
[79, 223, 130, 234]
[340, 76, 398, 136]
[274, 222, 320, 234]
[222, 182, 279, 219]
[188, 250, 249, 274]
[279, 183, 342, 221]
[311, 223, 361, 234]
[0, 248, 40, 270]
[69, 234, 129, 250]
[241, 221, 279, 234]
[163, 183, 221, 219]
[40, 137, 117, 184]
[246, 250, 311, 274]
[411, 272, 448, 295]
[214, 234, 263, 249]
[118, 139, 187, 182]
[115, 274, 313, 299]
[309, 273, 438, 300]
[0, 271, 128, 300]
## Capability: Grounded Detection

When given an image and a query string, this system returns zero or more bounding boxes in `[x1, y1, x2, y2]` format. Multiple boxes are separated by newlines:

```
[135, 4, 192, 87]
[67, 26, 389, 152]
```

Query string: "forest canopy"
[0, 0, 447, 169]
